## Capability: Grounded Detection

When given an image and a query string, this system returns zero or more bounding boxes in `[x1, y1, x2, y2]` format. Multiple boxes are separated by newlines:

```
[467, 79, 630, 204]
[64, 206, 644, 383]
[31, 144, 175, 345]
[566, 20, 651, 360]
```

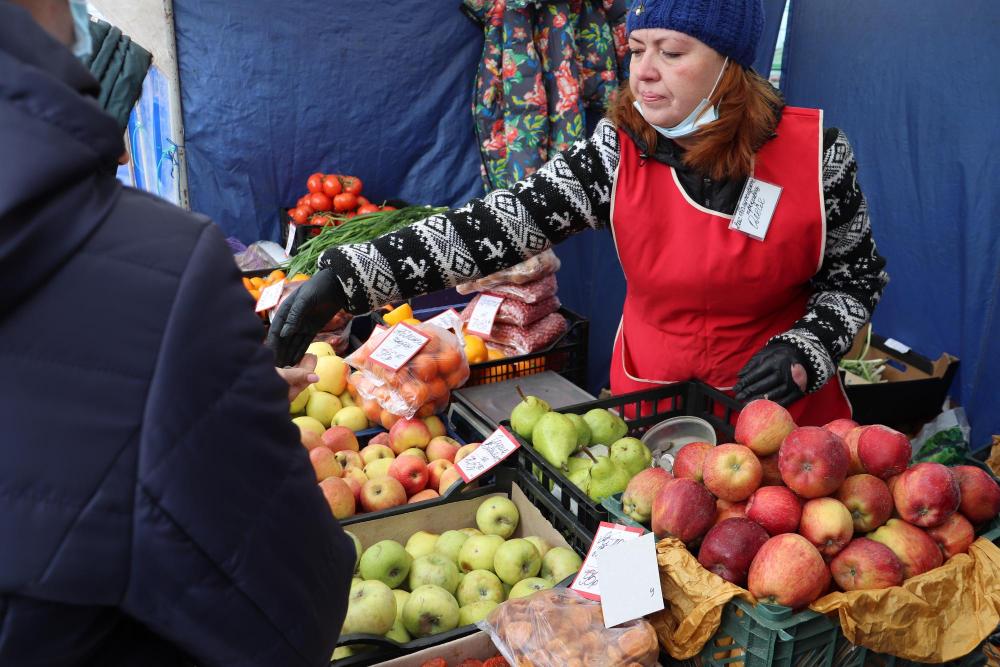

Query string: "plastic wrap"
[456, 249, 561, 294]
[234, 240, 288, 270]
[462, 294, 560, 328]
[480, 313, 567, 356]
[477, 588, 660, 666]
[469, 274, 559, 304]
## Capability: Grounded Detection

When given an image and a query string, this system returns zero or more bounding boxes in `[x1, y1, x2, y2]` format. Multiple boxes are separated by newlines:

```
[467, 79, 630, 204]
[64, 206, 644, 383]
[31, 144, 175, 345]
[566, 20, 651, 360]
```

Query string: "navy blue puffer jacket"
[0, 4, 353, 665]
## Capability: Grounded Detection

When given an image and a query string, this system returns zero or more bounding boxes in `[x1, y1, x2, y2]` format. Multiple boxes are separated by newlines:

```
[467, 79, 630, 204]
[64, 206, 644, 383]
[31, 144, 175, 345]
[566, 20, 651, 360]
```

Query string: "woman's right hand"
[266, 268, 345, 367]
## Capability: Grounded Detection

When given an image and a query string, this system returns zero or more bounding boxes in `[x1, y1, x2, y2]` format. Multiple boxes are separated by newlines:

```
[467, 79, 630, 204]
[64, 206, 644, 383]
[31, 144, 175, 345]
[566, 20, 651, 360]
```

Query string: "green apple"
[338, 391, 356, 408]
[583, 408, 628, 446]
[307, 341, 335, 357]
[364, 458, 393, 480]
[523, 536, 551, 559]
[507, 577, 553, 600]
[332, 645, 364, 660]
[345, 530, 362, 573]
[392, 589, 410, 622]
[341, 580, 396, 635]
[359, 540, 412, 589]
[290, 388, 310, 414]
[385, 617, 411, 643]
[292, 415, 325, 437]
[475, 497, 520, 538]
[459, 527, 483, 537]
[493, 538, 542, 585]
[458, 534, 505, 573]
[502, 582, 512, 598]
[405, 531, 440, 560]
[456, 569, 505, 606]
[540, 547, 582, 583]
[459, 600, 499, 626]
[610, 437, 653, 476]
[334, 406, 369, 432]
[351, 576, 363, 591]
[434, 529, 470, 566]
[306, 390, 343, 427]
[409, 553, 461, 594]
[402, 585, 460, 638]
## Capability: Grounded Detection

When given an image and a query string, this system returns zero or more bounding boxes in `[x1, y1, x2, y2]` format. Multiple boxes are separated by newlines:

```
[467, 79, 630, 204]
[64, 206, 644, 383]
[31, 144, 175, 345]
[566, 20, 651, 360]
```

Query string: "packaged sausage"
[461, 294, 560, 328]
[481, 313, 568, 356]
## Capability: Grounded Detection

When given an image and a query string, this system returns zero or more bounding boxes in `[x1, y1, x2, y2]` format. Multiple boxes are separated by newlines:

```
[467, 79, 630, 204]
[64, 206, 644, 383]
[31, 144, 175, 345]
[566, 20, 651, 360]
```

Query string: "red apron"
[609, 106, 851, 426]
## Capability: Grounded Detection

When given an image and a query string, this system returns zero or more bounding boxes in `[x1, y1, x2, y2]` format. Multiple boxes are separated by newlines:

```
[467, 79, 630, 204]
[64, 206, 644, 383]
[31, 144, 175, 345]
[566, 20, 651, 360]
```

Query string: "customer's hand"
[266, 269, 346, 367]
[733, 344, 808, 407]
[275, 354, 318, 402]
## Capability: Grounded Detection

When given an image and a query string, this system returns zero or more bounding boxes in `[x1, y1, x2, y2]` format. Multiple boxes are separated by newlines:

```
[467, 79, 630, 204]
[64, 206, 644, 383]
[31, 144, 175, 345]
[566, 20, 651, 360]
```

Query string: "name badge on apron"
[729, 177, 783, 241]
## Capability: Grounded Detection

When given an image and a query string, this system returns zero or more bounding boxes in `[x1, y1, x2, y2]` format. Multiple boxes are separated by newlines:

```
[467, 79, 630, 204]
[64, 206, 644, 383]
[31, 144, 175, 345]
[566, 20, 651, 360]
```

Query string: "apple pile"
[299, 414, 482, 520]
[621, 399, 1000, 610]
[347, 324, 471, 430]
[290, 342, 374, 435]
[418, 656, 508, 667]
[335, 497, 583, 655]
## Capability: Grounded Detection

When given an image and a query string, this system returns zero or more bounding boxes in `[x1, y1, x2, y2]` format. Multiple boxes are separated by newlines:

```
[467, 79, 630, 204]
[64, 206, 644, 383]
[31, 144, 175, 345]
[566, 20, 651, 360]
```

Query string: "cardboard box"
[374, 632, 498, 666]
[841, 325, 959, 435]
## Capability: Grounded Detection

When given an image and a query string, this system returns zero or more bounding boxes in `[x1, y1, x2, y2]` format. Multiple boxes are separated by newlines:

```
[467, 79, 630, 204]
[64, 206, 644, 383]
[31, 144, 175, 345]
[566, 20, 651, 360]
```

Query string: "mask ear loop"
[699, 57, 730, 122]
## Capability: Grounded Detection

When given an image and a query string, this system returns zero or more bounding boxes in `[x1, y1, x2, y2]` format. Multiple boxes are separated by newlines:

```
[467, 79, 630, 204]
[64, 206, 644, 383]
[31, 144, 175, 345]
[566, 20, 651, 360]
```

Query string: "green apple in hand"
[359, 540, 412, 589]
[402, 585, 460, 638]
[493, 538, 542, 585]
[458, 534, 505, 573]
[476, 497, 520, 538]
[456, 569, 505, 606]
[408, 553, 461, 595]
[341, 580, 396, 635]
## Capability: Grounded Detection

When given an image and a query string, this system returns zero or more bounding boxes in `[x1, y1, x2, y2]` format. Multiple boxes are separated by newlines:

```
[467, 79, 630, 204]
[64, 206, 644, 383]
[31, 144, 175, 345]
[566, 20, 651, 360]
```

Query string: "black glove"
[733, 344, 808, 407]
[266, 268, 345, 368]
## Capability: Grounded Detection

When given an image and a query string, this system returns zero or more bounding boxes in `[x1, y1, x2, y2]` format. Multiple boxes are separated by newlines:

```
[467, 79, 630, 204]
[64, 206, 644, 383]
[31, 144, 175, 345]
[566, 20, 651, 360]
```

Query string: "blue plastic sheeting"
[781, 0, 1000, 448]
[173, 1, 484, 243]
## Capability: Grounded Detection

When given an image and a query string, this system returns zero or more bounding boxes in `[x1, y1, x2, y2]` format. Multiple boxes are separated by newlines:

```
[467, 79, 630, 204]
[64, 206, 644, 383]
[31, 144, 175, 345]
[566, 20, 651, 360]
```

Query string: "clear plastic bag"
[474, 274, 559, 304]
[462, 294, 560, 328]
[477, 588, 660, 666]
[234, 240, 288, 271]
[345, 323, 470, 425]
[456, 249, 561, 294]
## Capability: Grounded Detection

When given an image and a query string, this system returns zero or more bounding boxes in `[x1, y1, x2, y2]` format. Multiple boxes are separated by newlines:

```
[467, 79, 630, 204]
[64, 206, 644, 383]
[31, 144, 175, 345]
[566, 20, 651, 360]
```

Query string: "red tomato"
[322, 175, 342, 197]
[333, 193, 358, 212]
[299, 204, 314, 216]
[381, 205, 397, 211]
[356, 204, 380, 215]
[345, 211, 357, 219]
[309, 192, 333, 211]
[356, 196, 371, 207]
[340, 176, 363, 195]
[297, 195, 310, 208]
[306, 173, 324, 193]
[290, 207, 309, 224]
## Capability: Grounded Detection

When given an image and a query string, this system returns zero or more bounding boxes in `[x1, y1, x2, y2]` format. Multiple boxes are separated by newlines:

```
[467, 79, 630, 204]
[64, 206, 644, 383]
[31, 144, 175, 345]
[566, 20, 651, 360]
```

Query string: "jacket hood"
[0, 1, 124, 312]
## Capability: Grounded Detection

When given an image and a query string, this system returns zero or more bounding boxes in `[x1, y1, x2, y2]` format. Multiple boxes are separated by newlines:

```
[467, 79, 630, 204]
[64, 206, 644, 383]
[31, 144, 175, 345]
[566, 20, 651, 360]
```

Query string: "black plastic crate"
[332, 466, 592, 666]
[500, 382, 743, 534]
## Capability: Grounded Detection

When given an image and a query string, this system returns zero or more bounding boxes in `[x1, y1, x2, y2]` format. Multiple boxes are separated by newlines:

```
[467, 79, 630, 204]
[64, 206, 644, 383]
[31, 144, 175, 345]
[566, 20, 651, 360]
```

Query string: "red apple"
[437, 466, 463, 495]
[342, 474, 363, 503]
[454, 443, 480, 464]
[926, 512, 975, 559]
[427, 459, 455, 490]
[651, 478, 717, 544]
[868, 519, 943, 580]
[745, 486, 802, 535]
[359, 476, 407, 512]
[672, 442, 713, 483]
[702, 444, 763, 502]
[321, 425, 360, 453]
[952, 465, 1000, 525]
[823, 418, 860, 442]
[320, 477, 356, 519]
[857, 425, 911, 479]
[799, 497, 854, 559]
[758, 453, 784, 487]
[422, 415, 447, 439]
[408, 489, 440, 504]
[389, 417, 432, 454]
[892, 463, 960, 528]
[309, 446, 343, 481]
[735, 399, 796, 456]
[622, 468, 674, 524]
[842, 427, 866, 475]
[836, 474, 893, 532]
[698, 518, 770, 586]
[368, 432, 391, 447]
[777, 427, 849, 498]
[343, 466, 368, 494]
[747, 534, 830, 608]
[829, 537, 904, 591]
[714, 499, 747, 526]
[335, 449, 364, 470]
[426, 436, 461, 463]
[299, 429, 324, 452]
[388, 455, 429, 496]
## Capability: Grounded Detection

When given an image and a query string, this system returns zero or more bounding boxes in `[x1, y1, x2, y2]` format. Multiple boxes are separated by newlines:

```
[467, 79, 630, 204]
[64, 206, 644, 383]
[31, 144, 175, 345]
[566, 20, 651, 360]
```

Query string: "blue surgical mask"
[633, 57, 729, 140]
[69, 0, 93, 59]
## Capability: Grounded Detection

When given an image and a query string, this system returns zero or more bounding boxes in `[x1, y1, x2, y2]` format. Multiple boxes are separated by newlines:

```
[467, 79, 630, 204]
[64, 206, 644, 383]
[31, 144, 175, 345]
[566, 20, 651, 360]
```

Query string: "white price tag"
[597, 532, 664, 627]
[456, 426, 520, 483]
[466, 294, 504, 337]
[425, 308, 464, 333]
[368, 323, 430, 371]
[570, 521, 645, 600]
[284, 222, 297, 255]
[255, 279, 285, 313]
[729, 177, 783, 241]
[884, 337, 911, 355]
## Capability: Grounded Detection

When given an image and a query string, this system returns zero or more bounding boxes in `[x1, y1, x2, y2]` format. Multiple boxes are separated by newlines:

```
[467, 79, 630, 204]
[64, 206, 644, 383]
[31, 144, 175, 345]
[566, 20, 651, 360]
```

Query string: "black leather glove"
[266, 268, 346, 368]
[733, 344, 809, 407]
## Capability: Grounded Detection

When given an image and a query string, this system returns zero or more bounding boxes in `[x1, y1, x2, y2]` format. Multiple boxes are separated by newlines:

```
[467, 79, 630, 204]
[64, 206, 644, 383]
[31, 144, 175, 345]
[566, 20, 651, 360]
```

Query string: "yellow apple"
[306, 391, 342, 428]
[306, 341, 335, 357]
[292, 416, 325, 437]
[315, 355, 349, 395]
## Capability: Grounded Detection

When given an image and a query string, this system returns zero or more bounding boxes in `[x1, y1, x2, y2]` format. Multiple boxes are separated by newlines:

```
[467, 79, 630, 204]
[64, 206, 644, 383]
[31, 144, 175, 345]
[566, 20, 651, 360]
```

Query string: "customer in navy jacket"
[0, 2, 354, 665]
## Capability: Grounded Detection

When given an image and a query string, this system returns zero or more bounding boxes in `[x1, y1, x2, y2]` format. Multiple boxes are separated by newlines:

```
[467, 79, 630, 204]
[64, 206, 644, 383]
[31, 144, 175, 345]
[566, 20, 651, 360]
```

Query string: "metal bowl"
[641, 416, 717, 472]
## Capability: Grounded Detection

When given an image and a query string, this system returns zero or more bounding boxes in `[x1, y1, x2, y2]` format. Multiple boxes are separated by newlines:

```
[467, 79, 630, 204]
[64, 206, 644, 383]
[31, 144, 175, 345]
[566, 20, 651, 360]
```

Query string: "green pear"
[510, 392, 551, 441]
[610, 437, 652, 476]
[566, 456, 595, 474]
[567, 467, 591, 494]
[564, 413, 592, 448]
[587, 455, 631, 501]
[531, 412, 578, 470]
[583, 409, 628, 446]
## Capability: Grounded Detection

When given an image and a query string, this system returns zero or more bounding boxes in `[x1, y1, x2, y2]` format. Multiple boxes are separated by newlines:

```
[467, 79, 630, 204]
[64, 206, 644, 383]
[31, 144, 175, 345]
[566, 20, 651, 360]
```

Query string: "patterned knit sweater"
[319, 119, 888, 393]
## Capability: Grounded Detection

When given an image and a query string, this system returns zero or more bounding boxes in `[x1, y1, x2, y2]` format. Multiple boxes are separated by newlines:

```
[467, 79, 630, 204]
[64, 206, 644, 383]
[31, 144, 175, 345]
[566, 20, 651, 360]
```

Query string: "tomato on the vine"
[333, 193, 358, 212]
[290, 207, 309, 224]
[309, 192, 333, 212]
[297, 195, 310, 208]
[322, 175, 342, 198]
[306, 173, 324, 194]
[299, 204, 314, 216]
[356, 204, 380, 215]
[340, 176, 363, 195]
[356, 196, 371, 207]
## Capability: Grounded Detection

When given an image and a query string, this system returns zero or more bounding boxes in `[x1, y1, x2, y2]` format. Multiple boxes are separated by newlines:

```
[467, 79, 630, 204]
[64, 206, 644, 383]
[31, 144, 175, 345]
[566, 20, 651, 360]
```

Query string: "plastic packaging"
[477, 588, 660, 666]
[481, 313, 568, 355]
[345, 323, 470, 424]
[473, 274, 559, 304]
[462, 294, 560, 328]
[911, 407, 971, 464]
[234, 240, 289, 271]
[456, 249, 561, 294]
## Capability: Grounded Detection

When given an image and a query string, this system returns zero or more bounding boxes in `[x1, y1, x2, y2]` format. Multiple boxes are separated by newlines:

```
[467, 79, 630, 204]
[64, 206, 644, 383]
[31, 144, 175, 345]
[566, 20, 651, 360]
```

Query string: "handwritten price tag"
[368, 323, 430, 371]
[466, 294, 504, 337]
[255, 279, 285, 313]
[570, 521, 645, 601]
[597, 532, 664, 627]
[456, 426, 520, 483]
[425, 308, 464, 333]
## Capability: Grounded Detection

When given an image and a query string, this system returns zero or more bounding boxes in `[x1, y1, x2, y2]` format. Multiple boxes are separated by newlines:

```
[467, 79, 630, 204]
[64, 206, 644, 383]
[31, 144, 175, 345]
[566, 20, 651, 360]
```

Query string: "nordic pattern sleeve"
[317, 120, 621, 314]
[768, 129, 889, 393]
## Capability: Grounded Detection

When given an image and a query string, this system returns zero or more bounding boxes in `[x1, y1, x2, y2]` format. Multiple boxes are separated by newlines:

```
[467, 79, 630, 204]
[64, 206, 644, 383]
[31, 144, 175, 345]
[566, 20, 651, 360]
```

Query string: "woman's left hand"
[276, 353, 319, 402]
[733, 345, 808, 406]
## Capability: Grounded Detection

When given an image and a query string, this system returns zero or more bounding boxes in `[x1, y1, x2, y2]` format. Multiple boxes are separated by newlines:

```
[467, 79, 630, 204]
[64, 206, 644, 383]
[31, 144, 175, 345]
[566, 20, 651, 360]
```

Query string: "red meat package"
[470, 274, 559, 304]
[456, 249, 561, 294]
[481, 312, 567, 355]
[345, 323, 469, 426]
[461, 294, 560, 327]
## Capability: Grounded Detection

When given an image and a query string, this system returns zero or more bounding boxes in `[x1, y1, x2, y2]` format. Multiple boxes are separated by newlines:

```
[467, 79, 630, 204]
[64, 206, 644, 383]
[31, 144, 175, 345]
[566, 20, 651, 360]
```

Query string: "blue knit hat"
[625, 0, 764, 70]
